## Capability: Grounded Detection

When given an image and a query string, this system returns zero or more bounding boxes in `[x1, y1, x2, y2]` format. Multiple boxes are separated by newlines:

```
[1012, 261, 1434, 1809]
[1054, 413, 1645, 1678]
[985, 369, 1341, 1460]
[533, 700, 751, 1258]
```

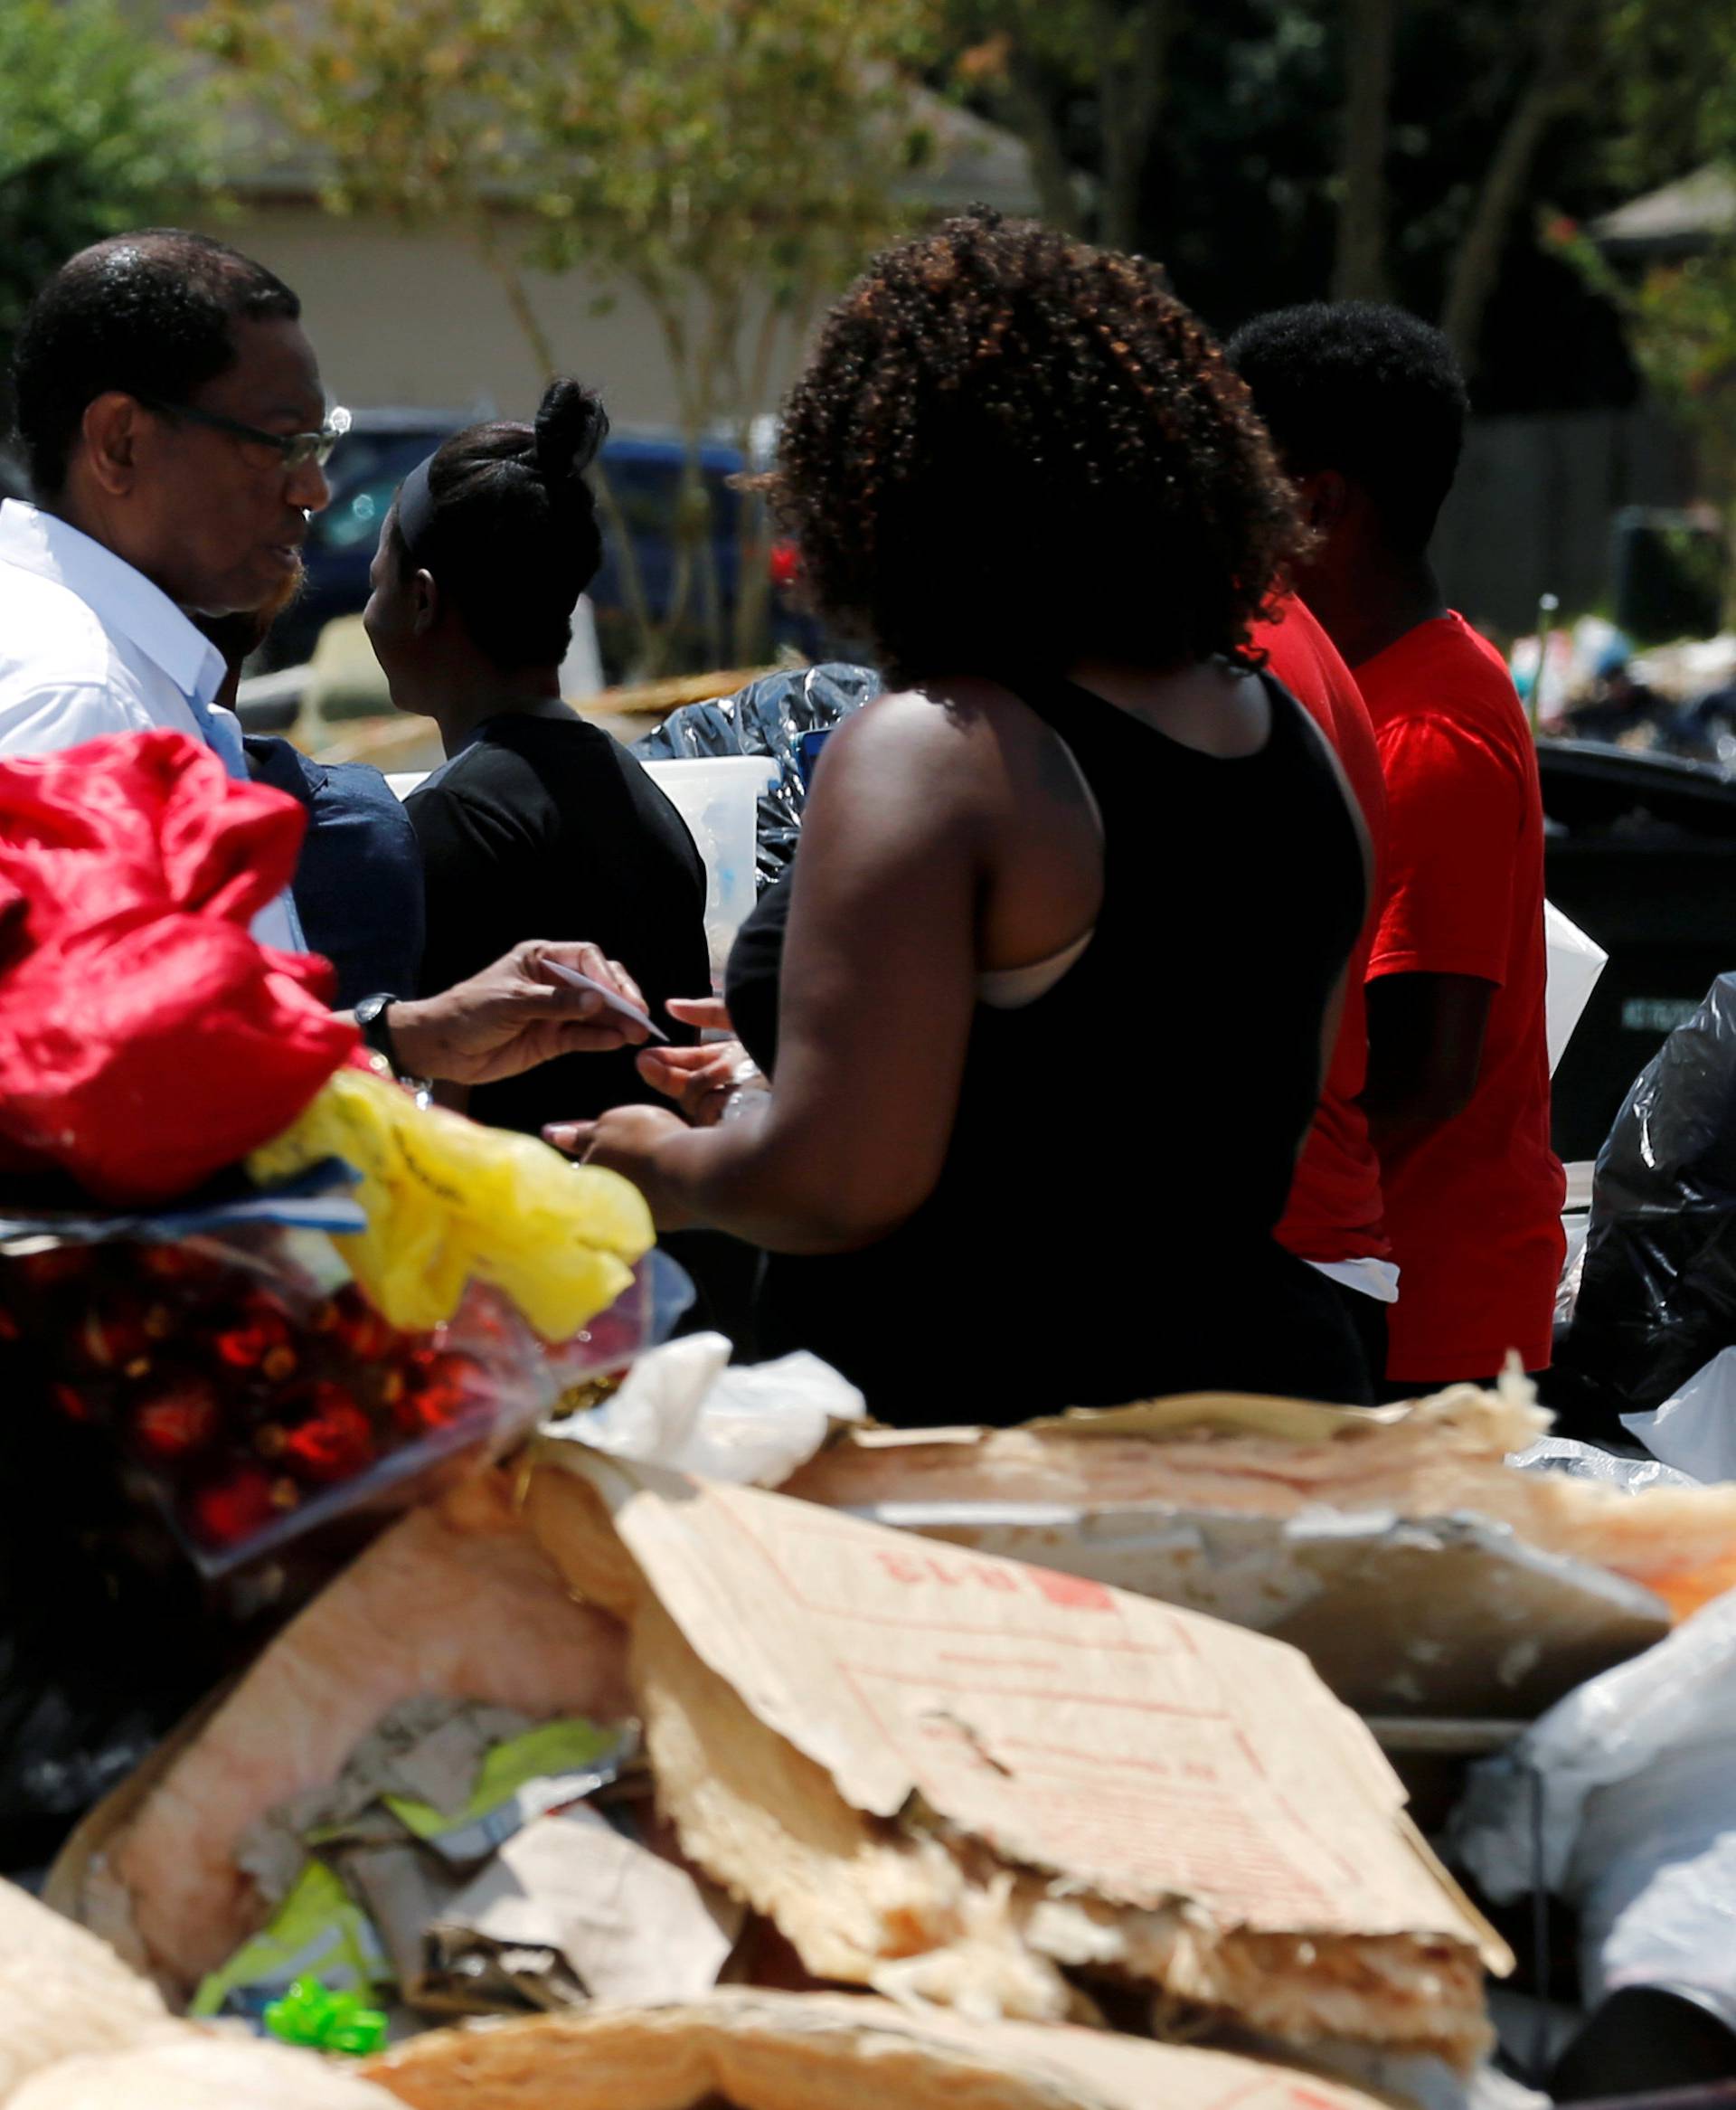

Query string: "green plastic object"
[262, 1977, 388, 2058]
[190, 1860, 389, 2021]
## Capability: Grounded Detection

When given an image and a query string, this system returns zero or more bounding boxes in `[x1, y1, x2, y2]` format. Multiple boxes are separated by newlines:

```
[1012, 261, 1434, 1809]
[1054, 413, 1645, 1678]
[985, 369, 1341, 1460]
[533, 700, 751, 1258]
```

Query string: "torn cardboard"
[76, 1475, 635, 2000]
[828, 1503, 1668, 1717]
[361, 1988, 1397, 2110]
[782, 1381, 1736, 1645]
[0, 1877, 396, 2110]
[10, 2033, 401, 2110]
[523, 1451, 1509, 2068]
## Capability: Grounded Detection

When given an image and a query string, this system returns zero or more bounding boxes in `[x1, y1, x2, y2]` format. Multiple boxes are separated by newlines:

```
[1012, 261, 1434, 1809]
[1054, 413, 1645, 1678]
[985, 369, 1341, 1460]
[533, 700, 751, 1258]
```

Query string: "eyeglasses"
[136, 394, 352, 472]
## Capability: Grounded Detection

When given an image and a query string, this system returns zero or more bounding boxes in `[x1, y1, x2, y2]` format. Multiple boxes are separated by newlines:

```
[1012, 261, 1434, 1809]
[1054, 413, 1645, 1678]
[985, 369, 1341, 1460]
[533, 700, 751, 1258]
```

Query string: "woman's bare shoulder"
[841, 675, 1045, 758]
[804, 677, 1037, 853]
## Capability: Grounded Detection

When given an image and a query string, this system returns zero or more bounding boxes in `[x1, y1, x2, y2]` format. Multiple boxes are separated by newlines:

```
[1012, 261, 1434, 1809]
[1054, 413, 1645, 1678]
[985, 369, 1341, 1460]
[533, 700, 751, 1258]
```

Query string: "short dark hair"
[1226, 301, 1469, 555]
[391, 376, 609, 671]
[769, 210, 1308, 678]
[12, 230, 302, 497]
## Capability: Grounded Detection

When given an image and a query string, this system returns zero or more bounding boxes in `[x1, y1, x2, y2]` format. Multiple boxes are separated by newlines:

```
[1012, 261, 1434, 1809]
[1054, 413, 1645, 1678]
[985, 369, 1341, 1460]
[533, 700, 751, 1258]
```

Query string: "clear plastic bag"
[545, 1331, 864, 1485]
[1506, 1434, 1701, 1493]
[1621, 1347, 1736, 1483]
[0, 1191, 691, 1577]
[1451, 1590, 1736, 2018]
[631, 662, 881, 886]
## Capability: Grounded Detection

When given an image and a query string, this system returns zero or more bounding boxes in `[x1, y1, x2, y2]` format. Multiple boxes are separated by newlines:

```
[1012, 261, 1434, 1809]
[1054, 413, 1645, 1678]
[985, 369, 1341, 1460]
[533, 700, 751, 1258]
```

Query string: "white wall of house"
[194, 197, 797, 431]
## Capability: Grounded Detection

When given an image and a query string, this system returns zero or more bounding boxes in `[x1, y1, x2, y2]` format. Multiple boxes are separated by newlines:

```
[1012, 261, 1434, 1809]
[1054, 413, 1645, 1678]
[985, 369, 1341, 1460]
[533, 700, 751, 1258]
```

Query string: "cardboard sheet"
[844, 1501, 1670, 1717]
[361, 1988, 1398, 2110]
[532, 1450, 1505, 1966]
[783, 1381, 1736, 1634]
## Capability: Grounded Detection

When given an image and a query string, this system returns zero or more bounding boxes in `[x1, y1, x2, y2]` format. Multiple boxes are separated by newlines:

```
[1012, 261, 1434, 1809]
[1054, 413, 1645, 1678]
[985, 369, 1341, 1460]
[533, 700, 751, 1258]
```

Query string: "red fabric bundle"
[0, 730, 357, 1203]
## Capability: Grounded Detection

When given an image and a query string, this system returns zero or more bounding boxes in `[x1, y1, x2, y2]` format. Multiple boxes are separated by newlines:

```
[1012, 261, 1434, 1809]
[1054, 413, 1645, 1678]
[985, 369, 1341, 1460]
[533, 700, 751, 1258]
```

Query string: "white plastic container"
[641, 756, 778, 988]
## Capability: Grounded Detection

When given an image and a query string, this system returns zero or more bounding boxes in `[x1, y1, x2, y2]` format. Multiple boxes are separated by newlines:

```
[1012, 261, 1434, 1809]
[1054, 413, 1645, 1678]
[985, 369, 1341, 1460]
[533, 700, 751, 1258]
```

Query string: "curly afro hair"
[768, 210, 1308, 679]
[1227, 302, 1468, 556]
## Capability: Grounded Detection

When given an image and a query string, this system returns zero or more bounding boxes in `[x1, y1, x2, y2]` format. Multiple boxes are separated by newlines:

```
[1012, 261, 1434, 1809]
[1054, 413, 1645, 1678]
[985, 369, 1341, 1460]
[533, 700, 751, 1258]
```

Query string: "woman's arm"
[562, 691, 992, 1253]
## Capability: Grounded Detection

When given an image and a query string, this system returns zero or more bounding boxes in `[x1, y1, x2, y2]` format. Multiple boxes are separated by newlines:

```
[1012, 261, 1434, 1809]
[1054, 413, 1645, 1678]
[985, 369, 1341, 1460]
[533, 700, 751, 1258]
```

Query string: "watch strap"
[354, 992, 401, 1074]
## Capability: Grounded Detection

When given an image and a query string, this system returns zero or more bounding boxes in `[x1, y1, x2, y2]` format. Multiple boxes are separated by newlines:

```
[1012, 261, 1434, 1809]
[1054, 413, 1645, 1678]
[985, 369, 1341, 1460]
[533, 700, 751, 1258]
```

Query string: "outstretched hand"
[385, 941, 652, 1086]
[635, 996, 760, 1128]
[542, 1101, 698, 1229]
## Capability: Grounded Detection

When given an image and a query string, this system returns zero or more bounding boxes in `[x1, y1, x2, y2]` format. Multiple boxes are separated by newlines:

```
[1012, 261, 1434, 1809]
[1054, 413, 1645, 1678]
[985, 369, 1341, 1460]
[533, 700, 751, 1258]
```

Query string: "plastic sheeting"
[1622, 1347, 1736, 1482]
[1506, 1435, 1701, 1494]
[632, 664, 881, 887]
[1452, 1590, 1736, 2024]
[1551, 972, 1736, 1437]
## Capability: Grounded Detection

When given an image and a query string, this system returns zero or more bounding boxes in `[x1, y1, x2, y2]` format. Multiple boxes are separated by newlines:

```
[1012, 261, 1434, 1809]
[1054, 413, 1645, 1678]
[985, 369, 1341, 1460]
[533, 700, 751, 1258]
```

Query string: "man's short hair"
[1226, 301, 1469, 555]
[12, 230, 300, 497]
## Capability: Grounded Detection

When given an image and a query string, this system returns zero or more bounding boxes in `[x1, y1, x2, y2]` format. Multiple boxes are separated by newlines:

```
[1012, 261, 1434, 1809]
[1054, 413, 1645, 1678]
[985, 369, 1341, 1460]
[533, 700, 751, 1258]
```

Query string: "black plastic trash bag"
[633, 663, 881, 888]
[0, 1348, 232, 1875]
[1551, 971, 1736, 1440]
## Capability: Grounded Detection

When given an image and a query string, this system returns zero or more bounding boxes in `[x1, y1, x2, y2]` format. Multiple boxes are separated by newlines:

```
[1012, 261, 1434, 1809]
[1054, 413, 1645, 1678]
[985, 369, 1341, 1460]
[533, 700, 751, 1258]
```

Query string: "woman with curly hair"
[551, 212, 1374, 1417]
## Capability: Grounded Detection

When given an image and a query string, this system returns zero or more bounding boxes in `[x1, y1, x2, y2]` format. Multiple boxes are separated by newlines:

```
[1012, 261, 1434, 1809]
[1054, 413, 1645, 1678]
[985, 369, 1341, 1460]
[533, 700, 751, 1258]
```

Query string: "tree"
[1331, 0, 1395, 300]
[1436, 0, 1592, 368]
[0, 0, 215, 434]
[949, 0, 1181, 252]
[190, 0, 942, 675]
[1550, 218, 1736, 614]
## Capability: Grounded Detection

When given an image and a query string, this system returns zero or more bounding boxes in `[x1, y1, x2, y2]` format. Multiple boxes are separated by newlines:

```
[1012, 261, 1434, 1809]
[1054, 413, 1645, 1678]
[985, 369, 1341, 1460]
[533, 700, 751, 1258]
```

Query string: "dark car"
[270, 412, 781, 678]
[1542, 738, 1736, 1161]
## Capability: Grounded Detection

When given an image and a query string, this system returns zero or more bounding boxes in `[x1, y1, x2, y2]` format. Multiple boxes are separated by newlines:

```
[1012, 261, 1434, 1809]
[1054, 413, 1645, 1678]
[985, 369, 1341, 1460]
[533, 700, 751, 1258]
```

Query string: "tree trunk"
[1332, 0, 1396, 301]
[1091, 0, 1175, 254]
[1439, 0, 1581, 374]
[999, 43, 1087, 235]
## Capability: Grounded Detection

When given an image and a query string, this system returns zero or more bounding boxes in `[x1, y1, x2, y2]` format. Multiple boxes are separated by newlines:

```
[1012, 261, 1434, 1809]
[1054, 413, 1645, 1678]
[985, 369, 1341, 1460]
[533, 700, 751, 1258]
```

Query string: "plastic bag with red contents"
[0, 1193, 693, 1577]
[0, 729, 355, 1206]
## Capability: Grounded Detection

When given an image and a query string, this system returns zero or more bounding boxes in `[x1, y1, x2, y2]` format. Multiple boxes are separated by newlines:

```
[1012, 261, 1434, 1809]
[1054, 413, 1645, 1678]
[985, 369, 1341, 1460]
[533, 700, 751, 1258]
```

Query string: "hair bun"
[534, 377, 609, 502]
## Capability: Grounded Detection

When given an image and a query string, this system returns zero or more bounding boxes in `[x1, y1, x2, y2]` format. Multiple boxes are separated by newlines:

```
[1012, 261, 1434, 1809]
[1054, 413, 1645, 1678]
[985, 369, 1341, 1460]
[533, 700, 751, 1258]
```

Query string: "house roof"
[160, 5, 1038, 217]
[1591, 165, 1736, 260]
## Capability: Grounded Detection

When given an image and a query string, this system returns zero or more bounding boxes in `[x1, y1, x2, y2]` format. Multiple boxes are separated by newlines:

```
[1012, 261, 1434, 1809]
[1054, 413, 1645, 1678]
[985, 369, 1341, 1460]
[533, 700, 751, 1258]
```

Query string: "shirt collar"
[0, 500, 225, 711]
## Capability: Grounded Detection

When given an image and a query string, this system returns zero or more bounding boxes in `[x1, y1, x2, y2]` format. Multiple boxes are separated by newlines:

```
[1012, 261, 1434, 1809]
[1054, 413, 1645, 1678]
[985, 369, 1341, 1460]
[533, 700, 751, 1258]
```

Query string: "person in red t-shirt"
[1231, 301, 1564, 1390]
[1254, 596, 1393, 1386]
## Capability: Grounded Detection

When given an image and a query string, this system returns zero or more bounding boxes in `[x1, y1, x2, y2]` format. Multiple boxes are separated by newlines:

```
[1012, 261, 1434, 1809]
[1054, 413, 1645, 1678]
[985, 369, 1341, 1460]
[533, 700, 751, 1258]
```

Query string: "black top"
[407, 714, 710, 1133]
[244, 735, 425, 1011]
[726, 670, 1373, 1422]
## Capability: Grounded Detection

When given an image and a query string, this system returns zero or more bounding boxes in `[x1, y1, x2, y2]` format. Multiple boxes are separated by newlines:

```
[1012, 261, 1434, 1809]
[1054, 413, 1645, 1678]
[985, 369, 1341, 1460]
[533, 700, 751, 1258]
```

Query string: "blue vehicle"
[269, 410, 779, 678]
[259, 408, 467, 670]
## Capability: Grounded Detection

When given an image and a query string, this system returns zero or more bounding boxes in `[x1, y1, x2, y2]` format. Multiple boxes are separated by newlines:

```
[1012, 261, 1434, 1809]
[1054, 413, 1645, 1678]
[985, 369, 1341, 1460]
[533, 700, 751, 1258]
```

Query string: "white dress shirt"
[0, 500, 297, 950]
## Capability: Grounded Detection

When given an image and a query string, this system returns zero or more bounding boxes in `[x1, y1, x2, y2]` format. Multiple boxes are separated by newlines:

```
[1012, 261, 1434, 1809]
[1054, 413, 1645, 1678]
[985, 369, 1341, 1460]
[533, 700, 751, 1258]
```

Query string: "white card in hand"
[542, 959, 667, 1042]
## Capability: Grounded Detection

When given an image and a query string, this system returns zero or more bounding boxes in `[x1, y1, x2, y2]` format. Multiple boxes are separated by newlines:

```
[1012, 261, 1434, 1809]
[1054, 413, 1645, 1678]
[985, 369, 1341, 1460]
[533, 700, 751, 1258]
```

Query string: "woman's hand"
[636, 996, 761, 1128]
[542, 1102, 698, 1230]
[384, 941, 650, 1085]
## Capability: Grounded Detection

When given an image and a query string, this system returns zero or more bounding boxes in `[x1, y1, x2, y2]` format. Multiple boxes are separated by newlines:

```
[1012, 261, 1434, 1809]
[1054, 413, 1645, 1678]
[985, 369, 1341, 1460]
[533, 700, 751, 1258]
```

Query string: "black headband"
[394, 451, 439, 563]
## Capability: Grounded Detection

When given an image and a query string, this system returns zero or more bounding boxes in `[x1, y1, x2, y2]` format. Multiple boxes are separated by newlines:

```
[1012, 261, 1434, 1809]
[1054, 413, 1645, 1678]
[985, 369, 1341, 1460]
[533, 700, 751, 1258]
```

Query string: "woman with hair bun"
[552, 213, 1376, 1419]
[363, 377, 710, 1136]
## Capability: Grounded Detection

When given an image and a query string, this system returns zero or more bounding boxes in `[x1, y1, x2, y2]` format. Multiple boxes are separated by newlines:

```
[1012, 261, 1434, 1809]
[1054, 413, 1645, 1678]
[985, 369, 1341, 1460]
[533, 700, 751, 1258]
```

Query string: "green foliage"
[1547, 213, 1736, 430]
[1596, 0, 1736, 185]
[190, 0, 940, 671]
[0, 0, 216, 365]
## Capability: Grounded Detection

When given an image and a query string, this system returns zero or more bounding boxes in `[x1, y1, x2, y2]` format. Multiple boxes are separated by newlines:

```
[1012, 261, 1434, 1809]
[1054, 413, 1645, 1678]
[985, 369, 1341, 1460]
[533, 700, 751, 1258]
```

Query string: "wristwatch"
[354, 991, 401, 1074]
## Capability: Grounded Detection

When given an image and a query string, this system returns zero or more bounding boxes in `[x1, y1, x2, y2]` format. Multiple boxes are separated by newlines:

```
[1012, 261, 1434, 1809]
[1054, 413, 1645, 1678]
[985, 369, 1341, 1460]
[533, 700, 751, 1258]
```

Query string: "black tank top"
[726, 671, 1372, 1420]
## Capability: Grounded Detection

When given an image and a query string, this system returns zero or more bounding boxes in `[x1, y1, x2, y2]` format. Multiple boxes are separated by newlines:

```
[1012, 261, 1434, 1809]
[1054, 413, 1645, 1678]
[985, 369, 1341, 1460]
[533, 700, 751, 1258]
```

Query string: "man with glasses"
[2, 231, 344, 779]
[0, 230, 652, 1086]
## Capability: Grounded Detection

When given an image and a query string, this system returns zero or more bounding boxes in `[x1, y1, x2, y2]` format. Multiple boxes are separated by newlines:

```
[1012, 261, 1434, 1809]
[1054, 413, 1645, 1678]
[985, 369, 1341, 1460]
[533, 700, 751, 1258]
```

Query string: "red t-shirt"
[1360, 613, 1565, 1380]
[1256, 599, 1391, 1266]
